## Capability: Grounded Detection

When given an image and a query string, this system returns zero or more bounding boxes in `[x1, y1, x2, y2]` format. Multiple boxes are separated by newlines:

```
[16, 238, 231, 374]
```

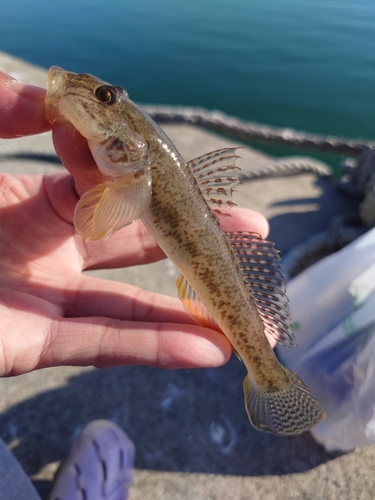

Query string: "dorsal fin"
[187, 148, 241, 216]
[227, 232, 296, 347]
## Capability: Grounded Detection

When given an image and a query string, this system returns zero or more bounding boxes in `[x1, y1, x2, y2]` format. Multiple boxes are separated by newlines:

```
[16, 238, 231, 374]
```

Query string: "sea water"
[1, 0, 374, 167]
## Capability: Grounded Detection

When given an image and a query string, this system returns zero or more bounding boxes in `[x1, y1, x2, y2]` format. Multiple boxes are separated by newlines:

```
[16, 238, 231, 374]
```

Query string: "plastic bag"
[277, 227, 375, 451]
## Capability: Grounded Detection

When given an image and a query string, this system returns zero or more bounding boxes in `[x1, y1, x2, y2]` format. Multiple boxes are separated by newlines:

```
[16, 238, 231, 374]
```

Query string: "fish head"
[45, 66, 148, 178]
[45, 66, 129, 138]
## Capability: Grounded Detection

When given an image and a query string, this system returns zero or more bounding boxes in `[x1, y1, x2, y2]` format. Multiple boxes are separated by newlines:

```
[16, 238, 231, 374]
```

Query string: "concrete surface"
[0, 52, 373, 500]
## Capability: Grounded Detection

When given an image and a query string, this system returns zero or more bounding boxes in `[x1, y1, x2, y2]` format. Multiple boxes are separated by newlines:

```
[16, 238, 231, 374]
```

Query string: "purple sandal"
[49, 420, 134, 500]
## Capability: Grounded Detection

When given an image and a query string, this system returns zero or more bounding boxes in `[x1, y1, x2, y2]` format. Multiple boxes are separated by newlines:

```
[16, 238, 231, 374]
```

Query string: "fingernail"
[4, 78, 46, 100]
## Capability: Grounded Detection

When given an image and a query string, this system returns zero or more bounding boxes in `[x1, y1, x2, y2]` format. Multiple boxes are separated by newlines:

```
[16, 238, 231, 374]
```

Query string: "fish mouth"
[45, 66, 67, 123]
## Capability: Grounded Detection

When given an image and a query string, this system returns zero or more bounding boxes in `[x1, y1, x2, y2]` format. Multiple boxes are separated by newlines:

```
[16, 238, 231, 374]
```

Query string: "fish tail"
[243, 369, 325, 435]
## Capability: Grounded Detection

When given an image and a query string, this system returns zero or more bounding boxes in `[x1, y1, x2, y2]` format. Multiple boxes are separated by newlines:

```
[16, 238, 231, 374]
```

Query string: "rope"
[143, 105, 375, 155]
[282, 214, 366, 280]
[240, 156, 331, 181]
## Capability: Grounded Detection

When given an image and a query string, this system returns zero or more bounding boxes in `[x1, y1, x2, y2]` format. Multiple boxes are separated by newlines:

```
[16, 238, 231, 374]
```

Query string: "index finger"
[0, 71, 51, 138]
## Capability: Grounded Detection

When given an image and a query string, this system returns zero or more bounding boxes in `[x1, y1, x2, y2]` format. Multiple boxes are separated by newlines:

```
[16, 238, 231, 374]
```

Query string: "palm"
[0, 74, 270, 377]
[0, 171, 198, 375]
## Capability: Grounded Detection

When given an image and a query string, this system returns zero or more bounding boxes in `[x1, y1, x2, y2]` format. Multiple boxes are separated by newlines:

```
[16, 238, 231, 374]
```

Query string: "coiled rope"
[143, 105, 375, 155]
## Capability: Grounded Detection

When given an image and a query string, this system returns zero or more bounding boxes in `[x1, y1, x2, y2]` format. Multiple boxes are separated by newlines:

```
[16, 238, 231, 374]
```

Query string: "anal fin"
[176, 274, 219, 331]
[176, 274, 243, 360]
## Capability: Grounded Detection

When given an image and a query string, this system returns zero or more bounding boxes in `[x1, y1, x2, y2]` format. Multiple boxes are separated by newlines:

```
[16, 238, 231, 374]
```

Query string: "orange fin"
[176, 274, 220, 331]
[227, 232, 296, 347]
[176, 274, 242, 360]
[74, 169, 151, 241]
[187, 148, 241, 216]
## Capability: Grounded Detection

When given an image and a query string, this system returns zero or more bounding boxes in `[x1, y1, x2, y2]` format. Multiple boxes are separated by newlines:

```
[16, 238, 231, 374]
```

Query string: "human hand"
[0, 71, 271, 377]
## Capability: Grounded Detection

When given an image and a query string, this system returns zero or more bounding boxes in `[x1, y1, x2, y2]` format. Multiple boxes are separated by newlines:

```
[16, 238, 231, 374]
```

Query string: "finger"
[65, 274, 192, 324]
[52, 122, 108, 196]
[0, 72, 51, 138]
[77, 220, 166, 270]
[44, 185, 269, 271]
[63, 276, 277, 349]
[43, 172, 79, 224]
[79, 206, 269, 271]
[40, 316, 232, 370]
[42, 170, 165, 267]
[220, 206, 269, 238]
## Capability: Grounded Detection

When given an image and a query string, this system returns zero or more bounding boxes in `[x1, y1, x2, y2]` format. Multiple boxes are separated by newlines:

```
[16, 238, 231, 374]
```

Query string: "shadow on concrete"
[0, 359, 339, 485]
[266, 177, 360, 255]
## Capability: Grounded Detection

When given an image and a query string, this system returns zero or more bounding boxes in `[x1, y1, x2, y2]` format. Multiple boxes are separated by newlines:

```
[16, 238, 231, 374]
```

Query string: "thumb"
[0, 72, 51, 138]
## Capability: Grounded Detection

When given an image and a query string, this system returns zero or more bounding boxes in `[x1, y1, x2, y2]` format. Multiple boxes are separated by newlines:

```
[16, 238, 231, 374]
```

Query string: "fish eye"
[94, 85, 118, 105]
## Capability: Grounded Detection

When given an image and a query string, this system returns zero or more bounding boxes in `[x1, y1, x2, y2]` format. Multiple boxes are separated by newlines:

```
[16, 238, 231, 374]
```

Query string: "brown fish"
[45, 66, 325, 434]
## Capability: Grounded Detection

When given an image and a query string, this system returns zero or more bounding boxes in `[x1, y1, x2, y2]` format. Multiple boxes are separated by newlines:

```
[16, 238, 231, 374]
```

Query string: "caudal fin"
[243, 369, 325, 435]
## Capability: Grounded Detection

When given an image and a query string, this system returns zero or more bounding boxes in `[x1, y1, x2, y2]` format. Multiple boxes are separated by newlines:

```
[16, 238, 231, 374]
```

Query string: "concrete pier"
[0, 51, 372, 500]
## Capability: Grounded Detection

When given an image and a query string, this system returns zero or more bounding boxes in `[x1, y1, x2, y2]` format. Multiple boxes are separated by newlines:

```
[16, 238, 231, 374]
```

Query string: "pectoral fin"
[73, 182, 111, 240]
[74, 169, 152, 241]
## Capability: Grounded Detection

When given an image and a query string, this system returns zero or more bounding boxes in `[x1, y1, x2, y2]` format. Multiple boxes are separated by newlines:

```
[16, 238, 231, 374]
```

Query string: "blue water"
[1, 0, 375, 164]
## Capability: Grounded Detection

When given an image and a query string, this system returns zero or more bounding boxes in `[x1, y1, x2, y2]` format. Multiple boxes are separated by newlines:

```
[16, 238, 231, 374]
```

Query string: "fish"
[45, 66, 325, 435]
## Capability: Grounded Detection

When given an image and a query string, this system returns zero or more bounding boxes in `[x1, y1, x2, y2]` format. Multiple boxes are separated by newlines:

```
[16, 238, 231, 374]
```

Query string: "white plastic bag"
[277, 227, 375, 451]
